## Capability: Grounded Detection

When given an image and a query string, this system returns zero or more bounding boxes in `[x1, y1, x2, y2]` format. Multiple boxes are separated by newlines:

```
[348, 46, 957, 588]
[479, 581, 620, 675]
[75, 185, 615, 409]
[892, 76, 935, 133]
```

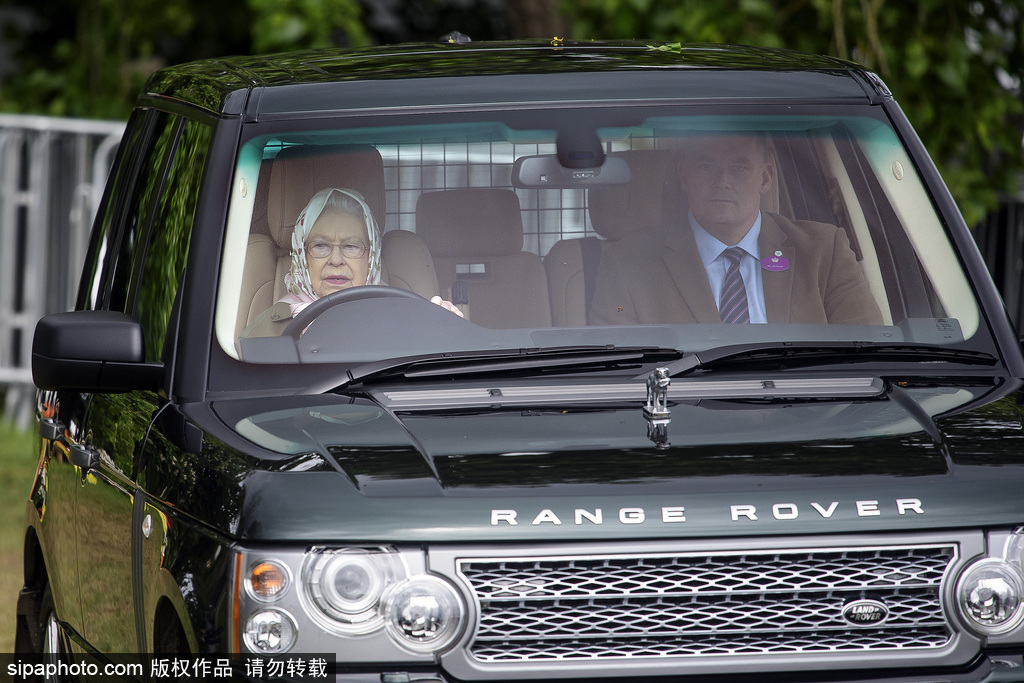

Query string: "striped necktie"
[719, 247, 750, 324]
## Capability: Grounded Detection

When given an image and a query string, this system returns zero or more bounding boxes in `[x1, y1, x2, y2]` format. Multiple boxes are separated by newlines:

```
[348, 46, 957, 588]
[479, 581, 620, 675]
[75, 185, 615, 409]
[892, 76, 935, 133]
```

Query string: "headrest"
[267, 145, 385, 247]
[588, 150, 673, 241]
[416, 189, 524, 258]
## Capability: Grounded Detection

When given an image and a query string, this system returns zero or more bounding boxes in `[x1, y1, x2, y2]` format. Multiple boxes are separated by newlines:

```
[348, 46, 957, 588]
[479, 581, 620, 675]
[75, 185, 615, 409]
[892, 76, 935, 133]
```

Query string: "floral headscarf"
[280, 187, 384, 316]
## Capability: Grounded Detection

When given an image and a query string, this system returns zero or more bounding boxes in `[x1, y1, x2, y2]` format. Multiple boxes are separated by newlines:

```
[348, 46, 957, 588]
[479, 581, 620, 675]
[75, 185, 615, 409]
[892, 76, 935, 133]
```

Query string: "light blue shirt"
[689, 212, 768, 324]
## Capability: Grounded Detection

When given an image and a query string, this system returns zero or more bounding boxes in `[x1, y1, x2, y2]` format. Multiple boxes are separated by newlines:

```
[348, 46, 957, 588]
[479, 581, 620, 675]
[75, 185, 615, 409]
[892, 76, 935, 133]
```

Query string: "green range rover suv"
[15, 39, 1024, 682]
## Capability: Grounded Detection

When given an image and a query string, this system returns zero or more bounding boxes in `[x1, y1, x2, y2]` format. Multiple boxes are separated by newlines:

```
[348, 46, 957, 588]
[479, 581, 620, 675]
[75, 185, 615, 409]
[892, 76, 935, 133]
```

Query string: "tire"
[37, 585, 72, 682]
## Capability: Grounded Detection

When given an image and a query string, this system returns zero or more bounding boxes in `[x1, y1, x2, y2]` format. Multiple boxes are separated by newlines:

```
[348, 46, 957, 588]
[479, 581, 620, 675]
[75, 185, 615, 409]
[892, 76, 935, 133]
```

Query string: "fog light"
[957, 558, 1024, 635]
[383, 576, 464, 653]
[243, 609, 297, 654]
[249, 561, 290, 601]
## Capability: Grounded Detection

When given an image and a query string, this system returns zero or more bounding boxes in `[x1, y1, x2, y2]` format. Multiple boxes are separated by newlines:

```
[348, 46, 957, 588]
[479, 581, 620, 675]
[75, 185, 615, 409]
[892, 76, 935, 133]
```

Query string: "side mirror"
[32, 310, 163, 393]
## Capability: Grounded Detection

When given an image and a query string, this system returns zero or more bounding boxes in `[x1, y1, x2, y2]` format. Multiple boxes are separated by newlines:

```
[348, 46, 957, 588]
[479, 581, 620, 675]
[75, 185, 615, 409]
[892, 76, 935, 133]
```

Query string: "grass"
[0, 419, 40, 652]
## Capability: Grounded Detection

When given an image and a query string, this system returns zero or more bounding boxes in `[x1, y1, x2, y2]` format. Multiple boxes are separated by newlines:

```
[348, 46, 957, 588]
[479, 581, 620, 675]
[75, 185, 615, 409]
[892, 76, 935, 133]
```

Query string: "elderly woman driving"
[241, 187, 460, 339]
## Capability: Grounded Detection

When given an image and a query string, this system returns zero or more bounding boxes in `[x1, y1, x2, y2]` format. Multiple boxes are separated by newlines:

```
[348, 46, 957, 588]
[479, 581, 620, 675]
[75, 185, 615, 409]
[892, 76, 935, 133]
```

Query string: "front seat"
[235, 144, 386, 340]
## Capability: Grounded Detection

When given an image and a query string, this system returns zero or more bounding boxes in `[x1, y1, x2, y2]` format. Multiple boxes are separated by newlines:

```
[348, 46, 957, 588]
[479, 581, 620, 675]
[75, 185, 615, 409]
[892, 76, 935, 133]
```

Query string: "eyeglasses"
[305, 240, 368, 260]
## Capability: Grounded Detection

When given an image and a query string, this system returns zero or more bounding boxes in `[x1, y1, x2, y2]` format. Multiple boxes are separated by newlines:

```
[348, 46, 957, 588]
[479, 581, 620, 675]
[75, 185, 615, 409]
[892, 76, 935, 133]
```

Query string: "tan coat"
[589, 213, 883, 326]
[236, 301, 293, 357]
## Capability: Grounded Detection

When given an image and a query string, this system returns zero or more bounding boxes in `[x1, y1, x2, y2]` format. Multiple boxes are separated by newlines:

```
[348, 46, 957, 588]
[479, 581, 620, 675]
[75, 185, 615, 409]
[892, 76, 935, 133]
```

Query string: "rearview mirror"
[512, 154, 632, 188]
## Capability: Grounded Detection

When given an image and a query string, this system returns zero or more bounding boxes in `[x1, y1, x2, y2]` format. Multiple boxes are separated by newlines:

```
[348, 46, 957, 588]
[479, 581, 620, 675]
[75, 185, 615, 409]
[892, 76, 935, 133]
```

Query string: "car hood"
[177, 378, 1024, 542]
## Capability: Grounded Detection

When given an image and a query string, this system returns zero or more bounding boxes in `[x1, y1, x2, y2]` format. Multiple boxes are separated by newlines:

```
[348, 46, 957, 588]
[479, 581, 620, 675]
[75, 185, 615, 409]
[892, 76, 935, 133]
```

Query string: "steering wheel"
[283, 285, 424, 338]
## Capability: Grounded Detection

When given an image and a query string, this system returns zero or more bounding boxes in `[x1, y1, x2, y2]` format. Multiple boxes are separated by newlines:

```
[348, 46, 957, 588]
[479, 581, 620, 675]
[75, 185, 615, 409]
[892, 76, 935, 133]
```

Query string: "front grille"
[458, 545, 955, 662]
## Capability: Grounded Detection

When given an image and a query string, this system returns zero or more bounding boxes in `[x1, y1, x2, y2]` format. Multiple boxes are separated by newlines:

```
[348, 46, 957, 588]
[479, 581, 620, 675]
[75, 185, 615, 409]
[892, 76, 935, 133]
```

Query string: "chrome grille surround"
[431, 534, 982, 680]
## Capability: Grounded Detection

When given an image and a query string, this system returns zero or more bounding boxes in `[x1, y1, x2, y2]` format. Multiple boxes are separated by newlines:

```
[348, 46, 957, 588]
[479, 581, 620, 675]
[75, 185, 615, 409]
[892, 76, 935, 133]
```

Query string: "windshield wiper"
[306, 345, 683, 394]
[654, 341, 998, 378]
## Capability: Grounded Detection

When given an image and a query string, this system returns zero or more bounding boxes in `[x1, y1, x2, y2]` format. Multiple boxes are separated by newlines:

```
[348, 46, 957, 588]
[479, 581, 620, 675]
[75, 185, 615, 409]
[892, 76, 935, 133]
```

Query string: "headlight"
[1006, 526, 1024, 568]
[302, 548, 404, 635]
[956, 558, 1024, 635]
[383, 575, 465, 653]
[236, 546, 467, 658]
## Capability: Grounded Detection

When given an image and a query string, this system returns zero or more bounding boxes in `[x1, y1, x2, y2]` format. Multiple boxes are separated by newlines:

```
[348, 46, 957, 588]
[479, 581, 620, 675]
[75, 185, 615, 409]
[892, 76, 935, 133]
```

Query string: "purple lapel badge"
[761, 250, 790, 272]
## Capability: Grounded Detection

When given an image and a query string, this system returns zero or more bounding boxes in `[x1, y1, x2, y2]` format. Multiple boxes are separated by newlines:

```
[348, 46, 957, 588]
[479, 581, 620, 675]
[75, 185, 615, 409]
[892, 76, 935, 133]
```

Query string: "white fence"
[0, 114, 125, 425]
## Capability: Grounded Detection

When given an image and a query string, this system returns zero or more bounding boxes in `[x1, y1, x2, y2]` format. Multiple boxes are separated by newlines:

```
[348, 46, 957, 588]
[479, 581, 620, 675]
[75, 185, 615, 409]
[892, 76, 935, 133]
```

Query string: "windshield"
[214, 107, 986, 372]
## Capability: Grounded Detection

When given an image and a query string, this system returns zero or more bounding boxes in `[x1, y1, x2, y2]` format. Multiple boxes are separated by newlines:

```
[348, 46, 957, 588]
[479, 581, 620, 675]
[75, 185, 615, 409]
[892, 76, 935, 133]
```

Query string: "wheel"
[153, 599, 190, 654]
[38, 585, 71, 682]
[283, 285, 423, 337]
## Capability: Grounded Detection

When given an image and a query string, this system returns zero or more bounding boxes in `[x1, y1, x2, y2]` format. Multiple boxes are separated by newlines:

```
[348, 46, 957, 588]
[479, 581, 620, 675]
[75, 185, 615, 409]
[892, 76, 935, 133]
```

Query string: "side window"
[107, 112, 180, 315]
[76, 109, 212, 361]
[135, 119, 212, 361]
[77, 109, 149, 311]
[78, 110, 178, 313]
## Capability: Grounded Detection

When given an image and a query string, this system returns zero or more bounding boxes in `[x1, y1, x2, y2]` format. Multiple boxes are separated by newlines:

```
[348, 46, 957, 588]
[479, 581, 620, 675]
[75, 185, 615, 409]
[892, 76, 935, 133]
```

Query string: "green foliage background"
[0, 0, 1021, 225]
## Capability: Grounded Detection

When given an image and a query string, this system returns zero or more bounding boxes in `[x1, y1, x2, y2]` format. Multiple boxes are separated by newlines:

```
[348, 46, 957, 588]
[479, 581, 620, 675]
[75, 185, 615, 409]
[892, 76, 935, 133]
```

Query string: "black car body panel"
[129, 381, 1022, 545]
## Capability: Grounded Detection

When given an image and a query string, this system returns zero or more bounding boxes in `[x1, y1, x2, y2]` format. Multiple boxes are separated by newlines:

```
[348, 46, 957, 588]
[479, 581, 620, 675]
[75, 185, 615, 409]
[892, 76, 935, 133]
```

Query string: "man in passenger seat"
[588, 133, 883, 326]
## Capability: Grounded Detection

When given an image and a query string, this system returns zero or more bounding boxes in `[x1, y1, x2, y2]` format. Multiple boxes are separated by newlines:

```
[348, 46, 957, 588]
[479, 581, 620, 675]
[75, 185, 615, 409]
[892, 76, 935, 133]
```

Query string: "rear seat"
[544, 150, 674, 326]
[415, 188, 552, 329]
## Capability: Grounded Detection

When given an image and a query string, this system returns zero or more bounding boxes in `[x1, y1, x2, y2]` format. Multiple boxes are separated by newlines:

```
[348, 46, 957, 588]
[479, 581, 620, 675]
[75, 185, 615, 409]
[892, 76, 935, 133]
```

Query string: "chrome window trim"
[376, 376, 884, 410]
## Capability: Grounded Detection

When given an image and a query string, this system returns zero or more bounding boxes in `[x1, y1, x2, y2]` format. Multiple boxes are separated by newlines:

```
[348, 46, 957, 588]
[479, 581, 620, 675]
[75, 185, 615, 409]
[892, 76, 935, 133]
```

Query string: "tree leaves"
[1, 0, 1019, 225]
[248, 0, 367, 54]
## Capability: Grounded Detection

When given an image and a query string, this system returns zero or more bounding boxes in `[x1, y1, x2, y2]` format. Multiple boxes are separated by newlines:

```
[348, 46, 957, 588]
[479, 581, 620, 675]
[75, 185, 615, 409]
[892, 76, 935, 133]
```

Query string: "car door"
[61, 110, 210, 654]
[37, 108, 152, 647]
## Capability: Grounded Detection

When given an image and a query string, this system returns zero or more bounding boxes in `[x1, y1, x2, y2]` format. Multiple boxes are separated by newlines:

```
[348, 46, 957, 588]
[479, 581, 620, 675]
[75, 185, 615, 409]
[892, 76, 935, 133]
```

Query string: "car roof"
[142, 40, 889, 118]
